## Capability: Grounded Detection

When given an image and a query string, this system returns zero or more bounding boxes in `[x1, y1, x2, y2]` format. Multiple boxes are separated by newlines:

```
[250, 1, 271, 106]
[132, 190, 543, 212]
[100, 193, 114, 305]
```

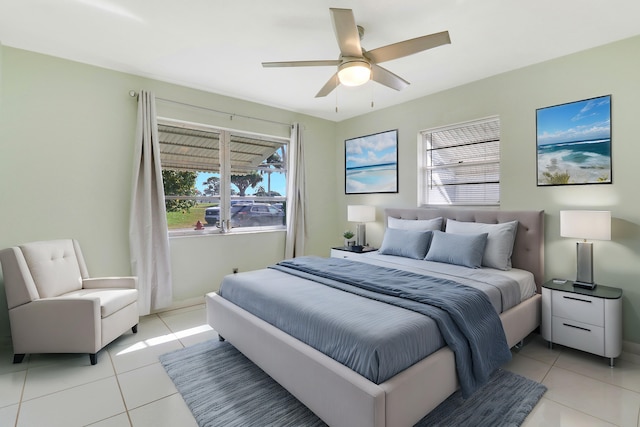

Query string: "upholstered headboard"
[384, 208, 545, 291]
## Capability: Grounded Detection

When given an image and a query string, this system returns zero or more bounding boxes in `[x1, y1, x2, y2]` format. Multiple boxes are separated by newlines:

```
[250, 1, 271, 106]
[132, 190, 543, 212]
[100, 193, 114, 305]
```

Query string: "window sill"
[168, 227, 286, 239]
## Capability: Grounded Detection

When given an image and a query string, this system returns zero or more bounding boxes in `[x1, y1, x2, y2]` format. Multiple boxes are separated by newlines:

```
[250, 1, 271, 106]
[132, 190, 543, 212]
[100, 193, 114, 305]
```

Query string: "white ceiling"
[1, 0, 639, 122]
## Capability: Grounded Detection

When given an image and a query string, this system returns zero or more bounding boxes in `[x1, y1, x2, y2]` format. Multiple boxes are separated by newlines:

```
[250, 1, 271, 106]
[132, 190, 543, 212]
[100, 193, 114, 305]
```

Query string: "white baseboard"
[150, 296, 206, 315]
[621, 340, 640, 364]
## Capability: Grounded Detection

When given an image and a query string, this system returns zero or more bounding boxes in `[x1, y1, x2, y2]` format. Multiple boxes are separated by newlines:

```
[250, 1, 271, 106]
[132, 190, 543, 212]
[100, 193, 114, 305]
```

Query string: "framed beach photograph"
[345, 129, 398, 194]
[536, 95, 612, 186]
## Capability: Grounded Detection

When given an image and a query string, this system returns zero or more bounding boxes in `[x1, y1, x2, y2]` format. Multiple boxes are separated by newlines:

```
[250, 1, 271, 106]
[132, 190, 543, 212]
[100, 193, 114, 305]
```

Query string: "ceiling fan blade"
[315, 73, 340, 98]
[262, 60, 341, 68]
[330, 8, 362, 58]
[371, 64, 409, 91]
[366, 31, 451, 64]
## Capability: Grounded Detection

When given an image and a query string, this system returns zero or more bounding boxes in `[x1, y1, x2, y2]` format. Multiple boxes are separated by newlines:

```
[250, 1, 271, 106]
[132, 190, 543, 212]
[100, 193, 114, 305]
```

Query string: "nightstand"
[330, 246, 377, 260]
[541, 279, 622, 366]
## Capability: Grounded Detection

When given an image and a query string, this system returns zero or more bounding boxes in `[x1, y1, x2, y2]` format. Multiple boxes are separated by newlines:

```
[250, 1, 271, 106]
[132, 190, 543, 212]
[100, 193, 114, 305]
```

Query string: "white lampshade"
[560, 210, 611, 241]
[347, 205, 375, 247]
[337, 61, 371, 87]
[561, 210, 611, 287]
[348, 205, 375, 223]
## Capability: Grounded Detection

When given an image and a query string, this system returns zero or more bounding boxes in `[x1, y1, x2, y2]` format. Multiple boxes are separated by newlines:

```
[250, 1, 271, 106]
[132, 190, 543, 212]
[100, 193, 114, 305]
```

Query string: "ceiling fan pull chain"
[371, 82, 375, 108]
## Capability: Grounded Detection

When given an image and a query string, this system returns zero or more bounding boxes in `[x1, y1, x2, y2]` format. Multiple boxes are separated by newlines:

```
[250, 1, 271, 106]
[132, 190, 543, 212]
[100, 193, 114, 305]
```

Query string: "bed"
[206, 208, 544, 427]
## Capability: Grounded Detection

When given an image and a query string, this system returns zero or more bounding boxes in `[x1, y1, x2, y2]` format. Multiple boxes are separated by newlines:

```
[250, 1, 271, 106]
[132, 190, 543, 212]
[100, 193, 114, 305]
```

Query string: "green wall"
[0, 46, 337, 341]
[1, 35, 639, 348]
[336, 35, 640, 346]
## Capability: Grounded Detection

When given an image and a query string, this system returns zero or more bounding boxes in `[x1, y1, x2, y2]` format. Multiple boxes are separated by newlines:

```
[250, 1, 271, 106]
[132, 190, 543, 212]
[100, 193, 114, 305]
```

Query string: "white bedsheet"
[351, 252, 537, 302]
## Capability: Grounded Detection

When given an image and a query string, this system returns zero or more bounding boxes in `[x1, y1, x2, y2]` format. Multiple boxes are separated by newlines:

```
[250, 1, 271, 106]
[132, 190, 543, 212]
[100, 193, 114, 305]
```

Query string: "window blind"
[421, 118, 500, 205]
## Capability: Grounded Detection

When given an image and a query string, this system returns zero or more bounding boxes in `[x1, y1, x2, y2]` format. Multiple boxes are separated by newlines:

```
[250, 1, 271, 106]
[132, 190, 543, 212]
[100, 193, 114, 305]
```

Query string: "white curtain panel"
[129, 90, 173, 315]
[285, 123, 307, 258]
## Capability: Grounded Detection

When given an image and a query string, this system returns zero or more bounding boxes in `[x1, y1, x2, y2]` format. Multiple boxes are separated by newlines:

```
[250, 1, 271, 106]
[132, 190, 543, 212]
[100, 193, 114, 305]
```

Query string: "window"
[419, 117, 500, 206]
[158, 118, 288, 234]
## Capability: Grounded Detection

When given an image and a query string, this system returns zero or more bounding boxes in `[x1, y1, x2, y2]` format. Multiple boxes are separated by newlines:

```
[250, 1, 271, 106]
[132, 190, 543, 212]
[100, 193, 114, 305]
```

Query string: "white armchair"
[0, 239, 139, 365]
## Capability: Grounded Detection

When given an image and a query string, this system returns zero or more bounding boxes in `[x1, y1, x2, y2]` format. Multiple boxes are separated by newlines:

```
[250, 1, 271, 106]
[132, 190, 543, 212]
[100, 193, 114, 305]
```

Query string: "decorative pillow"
[387, 216, 443, 231]
[424, 230, 488, 268]
[379, 229, 434, 260]
[444, 219, 519, 270]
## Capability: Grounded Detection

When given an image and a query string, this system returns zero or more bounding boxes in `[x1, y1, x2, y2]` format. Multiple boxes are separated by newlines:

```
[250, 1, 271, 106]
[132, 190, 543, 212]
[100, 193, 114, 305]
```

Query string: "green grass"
[166, 203, 216, 230]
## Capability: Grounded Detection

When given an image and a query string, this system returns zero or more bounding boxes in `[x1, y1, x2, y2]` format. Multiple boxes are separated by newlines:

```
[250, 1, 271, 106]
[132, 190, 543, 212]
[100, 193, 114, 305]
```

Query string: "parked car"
[204, 206, 220, 225]
[231, 203, 285, 227]
[204, 203, 285, 227]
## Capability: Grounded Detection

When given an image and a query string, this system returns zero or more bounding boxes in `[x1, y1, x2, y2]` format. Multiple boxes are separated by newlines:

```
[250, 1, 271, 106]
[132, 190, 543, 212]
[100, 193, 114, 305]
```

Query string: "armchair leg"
[132, 324, 138, 334]
[90, 353, 97, 365]
[13, 354, 25, 364]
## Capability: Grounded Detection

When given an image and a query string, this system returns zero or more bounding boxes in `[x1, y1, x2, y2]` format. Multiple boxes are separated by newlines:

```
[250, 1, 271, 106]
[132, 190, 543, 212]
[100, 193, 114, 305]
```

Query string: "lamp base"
[355, 223, 367, 247]
[575, 241, 594, 284]
[573, 281, 597, 290]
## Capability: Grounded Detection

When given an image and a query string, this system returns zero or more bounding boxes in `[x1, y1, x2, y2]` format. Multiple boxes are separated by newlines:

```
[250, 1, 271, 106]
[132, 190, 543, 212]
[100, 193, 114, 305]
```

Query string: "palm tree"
[230, 171, 263, 196]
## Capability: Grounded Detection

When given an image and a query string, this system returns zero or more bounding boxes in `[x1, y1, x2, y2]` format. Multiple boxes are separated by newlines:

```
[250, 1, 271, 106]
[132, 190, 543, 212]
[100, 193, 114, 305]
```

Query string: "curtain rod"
[129, 90, 292, 128]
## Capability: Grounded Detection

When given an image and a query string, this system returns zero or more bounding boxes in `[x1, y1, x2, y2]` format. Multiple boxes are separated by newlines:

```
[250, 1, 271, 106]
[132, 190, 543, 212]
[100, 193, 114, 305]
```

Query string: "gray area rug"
[160, 339, 546, 427]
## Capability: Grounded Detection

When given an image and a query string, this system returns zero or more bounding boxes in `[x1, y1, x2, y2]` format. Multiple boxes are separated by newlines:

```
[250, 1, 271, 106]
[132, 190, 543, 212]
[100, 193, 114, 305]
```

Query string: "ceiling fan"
[262, 8, 451, 98]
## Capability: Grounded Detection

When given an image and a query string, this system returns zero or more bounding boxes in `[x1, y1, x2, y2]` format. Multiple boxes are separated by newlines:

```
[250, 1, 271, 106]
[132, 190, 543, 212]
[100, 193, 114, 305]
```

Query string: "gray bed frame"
[206, 208, 544, 427]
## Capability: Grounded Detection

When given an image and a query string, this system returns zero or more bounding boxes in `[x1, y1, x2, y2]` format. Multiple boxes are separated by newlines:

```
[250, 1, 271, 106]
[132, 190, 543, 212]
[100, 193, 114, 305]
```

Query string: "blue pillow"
[379, 229, 433, 259]
[424, 230, 488, 268]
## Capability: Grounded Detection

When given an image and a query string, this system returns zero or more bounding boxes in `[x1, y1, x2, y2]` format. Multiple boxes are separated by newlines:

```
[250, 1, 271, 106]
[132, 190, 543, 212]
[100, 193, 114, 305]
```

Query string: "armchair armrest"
[83, 276, 138, 289]
[9, 298, 101, 354]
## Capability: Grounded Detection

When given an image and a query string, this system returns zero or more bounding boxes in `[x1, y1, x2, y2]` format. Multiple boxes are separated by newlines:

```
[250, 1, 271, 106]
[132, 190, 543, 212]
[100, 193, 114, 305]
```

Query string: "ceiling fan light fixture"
[337, 60, 371, 87]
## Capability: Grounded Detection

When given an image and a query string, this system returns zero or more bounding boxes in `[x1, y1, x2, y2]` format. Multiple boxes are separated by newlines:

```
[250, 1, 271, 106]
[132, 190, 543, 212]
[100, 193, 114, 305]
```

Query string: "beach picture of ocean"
[345, 129, 398, 194]
[536, 95, 611, 186]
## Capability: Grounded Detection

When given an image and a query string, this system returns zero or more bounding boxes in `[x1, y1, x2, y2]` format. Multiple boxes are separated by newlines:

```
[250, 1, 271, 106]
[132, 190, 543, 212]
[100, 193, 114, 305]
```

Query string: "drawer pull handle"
[563, 296, 592, 303]
[563, 323, 591, 332]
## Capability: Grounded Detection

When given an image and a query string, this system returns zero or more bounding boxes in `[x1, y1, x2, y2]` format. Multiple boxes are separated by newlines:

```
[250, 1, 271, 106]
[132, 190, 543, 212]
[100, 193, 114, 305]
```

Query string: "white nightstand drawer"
[551, 290, 604, 327]
[552, 316, 605, 356]
[330, 248, 377, 260]
[330, 249, 351, 259]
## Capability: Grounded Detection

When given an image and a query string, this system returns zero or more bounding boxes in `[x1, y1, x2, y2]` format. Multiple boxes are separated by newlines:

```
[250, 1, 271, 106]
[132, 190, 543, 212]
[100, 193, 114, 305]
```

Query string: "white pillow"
[444, 219, 519, 271]
[387, 216, 443, 231]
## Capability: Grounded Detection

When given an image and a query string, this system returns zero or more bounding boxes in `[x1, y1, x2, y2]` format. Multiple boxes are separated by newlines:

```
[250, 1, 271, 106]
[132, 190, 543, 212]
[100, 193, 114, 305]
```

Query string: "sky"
[345, 129, 398, 169]
[536, 95, 611, 146]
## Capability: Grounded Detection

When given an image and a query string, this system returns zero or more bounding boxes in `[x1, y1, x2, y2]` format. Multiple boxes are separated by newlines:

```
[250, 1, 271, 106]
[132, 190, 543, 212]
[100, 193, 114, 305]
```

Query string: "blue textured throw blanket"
[271, 256, 512, 398]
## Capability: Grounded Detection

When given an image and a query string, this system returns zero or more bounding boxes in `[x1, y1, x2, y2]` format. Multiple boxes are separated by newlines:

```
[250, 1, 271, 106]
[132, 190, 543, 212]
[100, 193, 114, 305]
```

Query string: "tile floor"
[0, 304, 639, 426]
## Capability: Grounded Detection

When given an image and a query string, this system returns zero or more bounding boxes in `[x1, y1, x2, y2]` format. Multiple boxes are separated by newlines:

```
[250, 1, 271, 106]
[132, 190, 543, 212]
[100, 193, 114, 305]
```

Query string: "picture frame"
[345, 129, 398, 194]
[536, 95, 612, 186]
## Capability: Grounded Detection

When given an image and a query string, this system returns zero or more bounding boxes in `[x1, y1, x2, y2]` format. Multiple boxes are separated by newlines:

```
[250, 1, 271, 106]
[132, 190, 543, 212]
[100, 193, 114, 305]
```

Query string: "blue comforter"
[221, 256, 512, 398]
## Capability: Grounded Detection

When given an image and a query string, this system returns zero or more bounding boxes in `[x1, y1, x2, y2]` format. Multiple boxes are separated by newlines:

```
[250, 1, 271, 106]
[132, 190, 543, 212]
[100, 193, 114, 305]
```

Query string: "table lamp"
[347, 205, 375, 247]
[560, 210, 611, 289]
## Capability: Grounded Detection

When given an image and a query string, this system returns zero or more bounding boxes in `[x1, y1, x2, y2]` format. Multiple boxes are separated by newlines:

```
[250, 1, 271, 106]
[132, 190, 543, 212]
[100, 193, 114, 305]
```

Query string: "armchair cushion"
[61, 288, 138, 317]
[20, 240, 84, 298]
